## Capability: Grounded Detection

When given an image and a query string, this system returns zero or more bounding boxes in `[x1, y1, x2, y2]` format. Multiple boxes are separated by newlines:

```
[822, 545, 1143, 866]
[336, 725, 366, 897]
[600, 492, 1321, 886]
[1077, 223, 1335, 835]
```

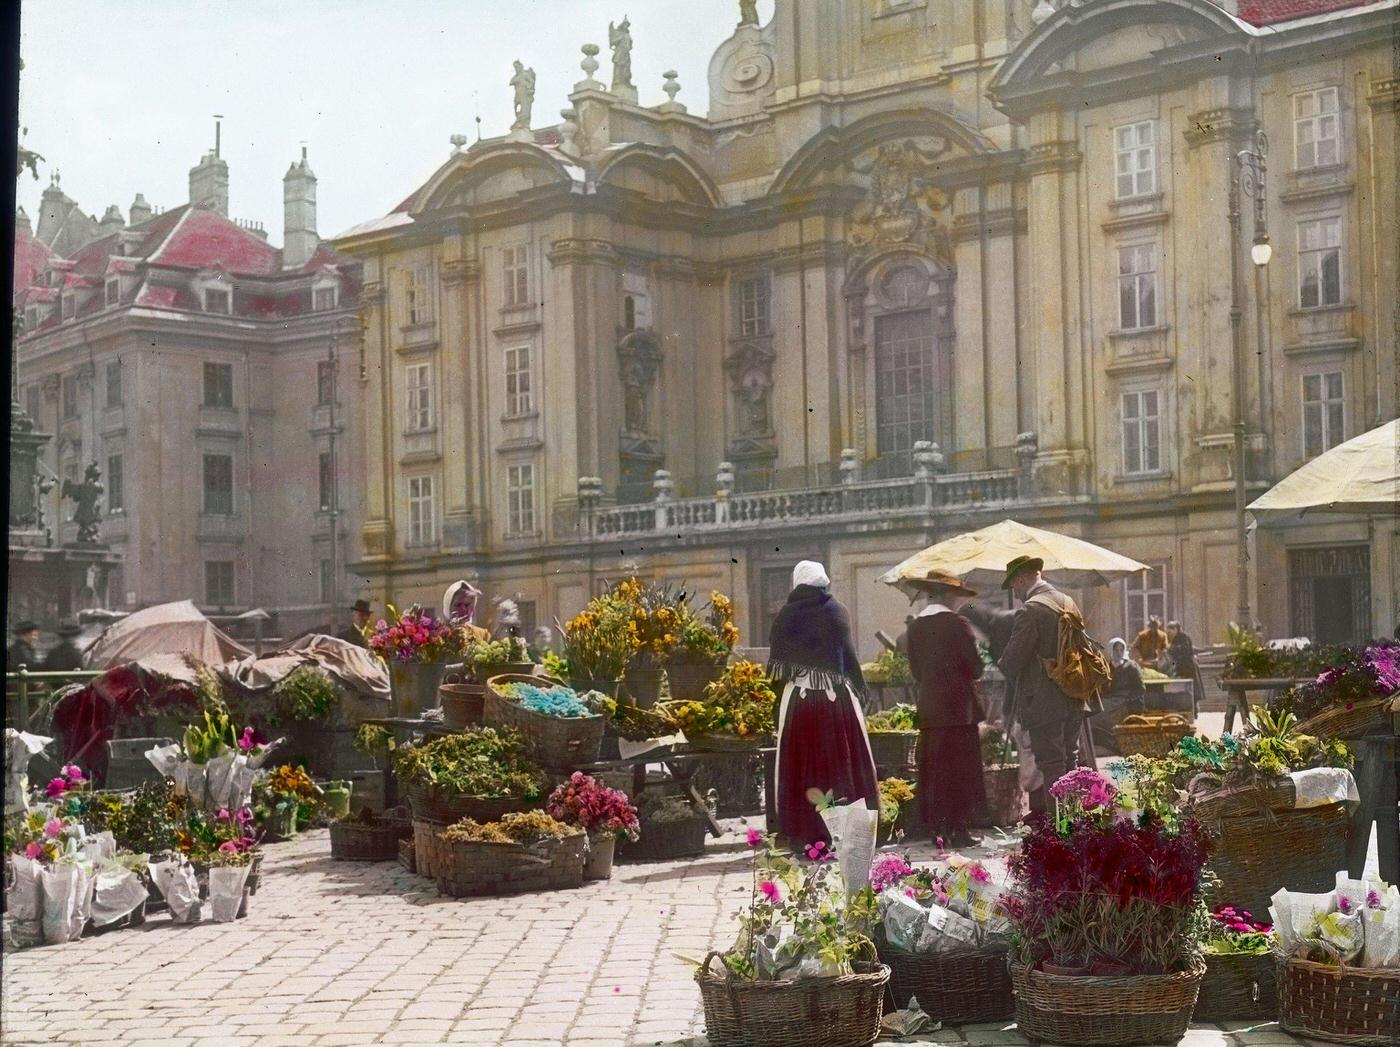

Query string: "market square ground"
[0, 823, 1348, 1047]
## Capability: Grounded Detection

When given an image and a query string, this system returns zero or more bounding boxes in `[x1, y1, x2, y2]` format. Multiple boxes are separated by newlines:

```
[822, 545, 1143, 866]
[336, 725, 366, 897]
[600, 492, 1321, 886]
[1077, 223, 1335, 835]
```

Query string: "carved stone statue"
[617, 329, 661, 436]
[608, 17, 633, 91]
[510, 60, 536, 131]
[738, 0, 759, 26]
[848, 138, 954, 264]
[739, 372, 770, 433]
[623, 378, 648, 433]
[62, 461, 104, 544]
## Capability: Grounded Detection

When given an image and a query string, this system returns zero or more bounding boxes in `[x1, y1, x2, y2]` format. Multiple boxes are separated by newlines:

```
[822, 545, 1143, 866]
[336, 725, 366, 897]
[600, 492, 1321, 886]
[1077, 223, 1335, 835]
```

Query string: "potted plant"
[467, 636, 534, 682]
[693, 831, 888, 1047]
[614, 578, 681, 707]
[253, 764, 322, 840]
[1004, 767, 1212, 1045]
[666, 591, 740, 700]
[979, 725, 1022, 825]
[272, 667, 342, 771]
[664, 660, 776, 751]
[392, 726, 547, 826]
[546, 771, 640, 880]
[865, 704, 918, 774]
[561, 591, 639, 698]
[367, 604, 459, 717]
[432, 809, 587, 897]
[1194, 904, 1277, 1021]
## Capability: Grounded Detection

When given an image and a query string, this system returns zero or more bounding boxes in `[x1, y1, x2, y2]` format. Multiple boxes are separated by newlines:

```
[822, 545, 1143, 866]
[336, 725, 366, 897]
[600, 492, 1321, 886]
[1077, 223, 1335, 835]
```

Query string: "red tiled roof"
[13, 227, 56, 294]
[1236, 0, 1373, 24]
[134, 284, 185, 309]
[148, 207, 281, 275]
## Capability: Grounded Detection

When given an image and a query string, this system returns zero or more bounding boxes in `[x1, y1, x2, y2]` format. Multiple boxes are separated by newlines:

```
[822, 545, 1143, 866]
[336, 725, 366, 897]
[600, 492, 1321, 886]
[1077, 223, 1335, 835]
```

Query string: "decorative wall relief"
[849, 139, 954, 266]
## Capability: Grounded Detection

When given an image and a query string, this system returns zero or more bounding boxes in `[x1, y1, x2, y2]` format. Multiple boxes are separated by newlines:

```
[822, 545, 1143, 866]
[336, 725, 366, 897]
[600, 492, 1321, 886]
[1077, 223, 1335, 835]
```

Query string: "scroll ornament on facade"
[849, 139, 954, 266]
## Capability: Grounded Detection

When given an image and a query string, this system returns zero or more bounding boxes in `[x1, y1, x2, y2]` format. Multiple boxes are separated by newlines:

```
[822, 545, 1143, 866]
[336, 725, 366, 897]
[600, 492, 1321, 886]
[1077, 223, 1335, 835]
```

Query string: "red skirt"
[916, 726, 986, 830]
[775, 684, 878, 847]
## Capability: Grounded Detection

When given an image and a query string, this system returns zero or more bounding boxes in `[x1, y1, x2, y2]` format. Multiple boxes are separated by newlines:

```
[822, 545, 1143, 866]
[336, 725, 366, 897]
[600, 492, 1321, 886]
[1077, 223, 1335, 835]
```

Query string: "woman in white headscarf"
[443, 581, 490, 643]
[1088, 636, 1145, 756]
[766, 560, 878, 848]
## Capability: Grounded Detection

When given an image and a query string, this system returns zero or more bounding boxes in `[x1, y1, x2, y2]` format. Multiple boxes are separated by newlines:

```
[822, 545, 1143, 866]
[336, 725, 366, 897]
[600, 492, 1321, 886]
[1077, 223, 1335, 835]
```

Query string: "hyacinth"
[870, 853, 914, 893]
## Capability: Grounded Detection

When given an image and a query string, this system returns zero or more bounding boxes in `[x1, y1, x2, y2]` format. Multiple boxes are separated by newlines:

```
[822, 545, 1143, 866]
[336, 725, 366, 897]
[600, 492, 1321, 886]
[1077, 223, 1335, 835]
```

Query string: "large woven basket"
[868, 731, 918, 772]
[874, 933, 1013, 1023]
[1193, 950, 1277, 1023]
[484, 673, 605, 769]
[329, 818, 408, 861]
[982, 763, 1023, 826]
[433, 830, 586, 898]
[1010, 959, 1205, 1046]
[398, 838, 416, 874]
[619, 814, 709, 862]
[404, 782, 537, 826]
[665, 656, 726, 700]
[1188, 775, 1295, 821]
[696, 953, 889, 1047]
[1203, 801, 1350, 917]
[1296, 696, 1397, 742]
[1279, 954, 1400, 1046]
[1112, 712, 1193, 758]
[412, 819, 444, 879]
[685, 731, 771, 753]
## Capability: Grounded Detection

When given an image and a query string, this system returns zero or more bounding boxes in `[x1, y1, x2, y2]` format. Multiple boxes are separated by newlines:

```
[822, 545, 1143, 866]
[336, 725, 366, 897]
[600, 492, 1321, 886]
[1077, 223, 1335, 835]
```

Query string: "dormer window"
[24, 306, 37, 331]
[61, 294, 75, 320]
[313, 285, 338, 311]
[105, 277, 120, 307]
[204, 287, 231, 314]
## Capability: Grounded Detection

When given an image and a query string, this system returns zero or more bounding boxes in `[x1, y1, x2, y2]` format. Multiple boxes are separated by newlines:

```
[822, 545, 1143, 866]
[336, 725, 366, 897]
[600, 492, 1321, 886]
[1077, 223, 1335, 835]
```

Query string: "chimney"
[15, 206, 32, 237]
[282, 144, 318, 269]
[189, 116, 230, 216]
[129, 193, 152, 225]
[36, 170, 72, 245]
[99, 205, 125, 235]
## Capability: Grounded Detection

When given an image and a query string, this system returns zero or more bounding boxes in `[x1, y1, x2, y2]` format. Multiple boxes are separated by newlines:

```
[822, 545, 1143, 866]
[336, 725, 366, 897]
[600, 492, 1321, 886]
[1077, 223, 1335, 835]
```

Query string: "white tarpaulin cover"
[220, 634, 389, 698]
[83, 601, 253, 669]
[1248, 418, 1399, 522]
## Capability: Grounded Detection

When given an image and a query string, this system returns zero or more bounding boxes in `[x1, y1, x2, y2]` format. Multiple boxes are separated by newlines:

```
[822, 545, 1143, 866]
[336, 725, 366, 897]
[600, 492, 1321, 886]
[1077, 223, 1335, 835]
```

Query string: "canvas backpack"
[1025, 592, 1113, 707]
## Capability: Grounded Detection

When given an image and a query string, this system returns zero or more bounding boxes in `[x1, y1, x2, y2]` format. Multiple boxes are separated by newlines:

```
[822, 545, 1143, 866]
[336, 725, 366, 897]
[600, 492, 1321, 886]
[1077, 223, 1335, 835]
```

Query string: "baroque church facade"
[335, 0, 1397, 653]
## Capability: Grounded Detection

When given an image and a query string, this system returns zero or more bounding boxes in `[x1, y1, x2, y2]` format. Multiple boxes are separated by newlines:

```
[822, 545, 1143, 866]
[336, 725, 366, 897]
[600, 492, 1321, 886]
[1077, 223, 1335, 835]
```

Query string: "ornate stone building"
[12, 136, 364, 636]
[336, 0, 1396, 652]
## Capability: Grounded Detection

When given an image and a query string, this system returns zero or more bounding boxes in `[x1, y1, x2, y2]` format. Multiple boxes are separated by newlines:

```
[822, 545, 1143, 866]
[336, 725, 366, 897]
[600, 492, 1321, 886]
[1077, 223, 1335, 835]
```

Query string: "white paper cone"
[207, 863, 251, 923]
[89, 864, 147, 926]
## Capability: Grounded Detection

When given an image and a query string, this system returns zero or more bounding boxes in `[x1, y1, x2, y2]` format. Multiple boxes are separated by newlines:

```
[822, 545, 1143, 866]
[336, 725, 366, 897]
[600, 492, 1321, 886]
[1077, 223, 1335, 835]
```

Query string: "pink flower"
[759, 880, 781, 904]
[1338, 896, 1352, 914]
[745, 827, 763, 848]
[43, 818, 64, 839]
[45, 777, 67, 799]
[23, 842, 42, 860]
[969, 863, 991, 884]
[216, 807, 232, 822]
[61, 764, 85, 784]
[935, 836, 945, 853]
[1367, 890, 1382, 909]
[218, 841, 239, 854]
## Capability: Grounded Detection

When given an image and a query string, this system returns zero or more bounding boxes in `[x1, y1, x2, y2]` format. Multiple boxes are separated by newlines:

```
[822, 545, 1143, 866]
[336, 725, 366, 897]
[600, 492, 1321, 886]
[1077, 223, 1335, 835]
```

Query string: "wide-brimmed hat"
[908, 570, 978, 598]
[1001, 555, 1044, 589]
[12, 620, 38, 634]
[55, 622, 83, 637]
[351, 599, 371, 614]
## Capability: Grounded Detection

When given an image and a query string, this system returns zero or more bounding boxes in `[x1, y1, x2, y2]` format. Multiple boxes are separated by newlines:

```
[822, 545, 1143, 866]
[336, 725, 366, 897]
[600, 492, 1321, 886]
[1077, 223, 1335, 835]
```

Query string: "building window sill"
[1288, 302, 1354, 318]
[1109, 191, 1164, 211]
[1107, 324, 1170, 340]
[403, 426, 439, 438]
[502, 410, 539, 423]
[1116, 470, 1172, 484]
[503, 531, 543, 543]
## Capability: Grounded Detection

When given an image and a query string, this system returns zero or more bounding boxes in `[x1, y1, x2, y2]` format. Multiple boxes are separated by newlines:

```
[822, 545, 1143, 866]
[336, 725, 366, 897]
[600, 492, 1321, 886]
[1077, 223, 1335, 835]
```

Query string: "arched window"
[867, 261, 951, 469]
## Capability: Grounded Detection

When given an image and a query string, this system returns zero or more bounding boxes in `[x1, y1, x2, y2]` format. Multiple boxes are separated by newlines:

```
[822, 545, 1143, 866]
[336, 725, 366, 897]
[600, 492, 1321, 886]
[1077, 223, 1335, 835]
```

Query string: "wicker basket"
[1010, 959, 1205, 1046]
[1203, 801, 1351, 918]
[874, 932, 1013, 1023]
[433, 829, 586, 898]
[484, 673, 605, 769]
[867, 731, 918, 772]
[607, 703, 678, 742]
[1193, 951, 1277, 1023]
[620, 814, 709, 862]
[412, 820, 443, 879]
[1188, 775, 1296, 821]
[1296, 696, 1397, 742]
[684, 731, 772, 753]
[696, 953, 889, 1047]
[403, 782, 537, 826]
[329, 819, 405, 861]
[439, 681, 485, 729]
[665, 656, 726, 700]
[398, 838, 416, 874]
[1279, 953, 1400, 1046]
[1112, 712, 1194, 758]
[982, 763, 1023, 826]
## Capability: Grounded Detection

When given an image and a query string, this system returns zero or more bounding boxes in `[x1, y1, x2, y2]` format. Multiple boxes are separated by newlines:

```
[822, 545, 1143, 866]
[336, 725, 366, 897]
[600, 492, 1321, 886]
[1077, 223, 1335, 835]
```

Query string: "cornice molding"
[1023, 140, 1081, 176]
[1183, 107, 1257, 149]
[547, 238, 620, 268]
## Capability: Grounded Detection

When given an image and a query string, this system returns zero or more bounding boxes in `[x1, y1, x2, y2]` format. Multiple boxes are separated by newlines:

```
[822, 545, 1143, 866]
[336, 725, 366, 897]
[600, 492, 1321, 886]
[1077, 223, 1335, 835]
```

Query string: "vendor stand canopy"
[878, 518, 1150, 597]
[1248, 418, 1399, 524]
[82, 600, 253, 669]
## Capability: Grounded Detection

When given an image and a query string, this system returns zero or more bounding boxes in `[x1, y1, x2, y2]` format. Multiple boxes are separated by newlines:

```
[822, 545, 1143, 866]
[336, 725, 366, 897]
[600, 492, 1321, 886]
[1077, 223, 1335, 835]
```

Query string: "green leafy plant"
[354, 723, 396, 768]
[866, 703, 918, 732]
[392, 727, 547, 800]
[469, 636, 530, 677]
[182, 707, 238, 764]
[273, 667, 341, 722]
[862, 649, 913, 686]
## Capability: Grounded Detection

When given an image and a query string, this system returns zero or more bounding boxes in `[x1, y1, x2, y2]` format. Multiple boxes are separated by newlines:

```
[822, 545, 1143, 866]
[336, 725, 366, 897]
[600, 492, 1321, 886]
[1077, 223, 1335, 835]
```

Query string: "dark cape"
[766, 585, 866, 696]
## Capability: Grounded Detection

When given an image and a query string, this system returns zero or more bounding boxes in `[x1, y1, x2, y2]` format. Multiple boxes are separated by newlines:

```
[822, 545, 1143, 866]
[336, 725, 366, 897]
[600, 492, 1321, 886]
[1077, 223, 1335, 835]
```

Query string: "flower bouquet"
[5, 806, 94, 945]
[1194, 905, 1278, 1021]
[693, 831, 888, 1047]
[664, 660, 776, 751]
[145, 711, 274, 814]
[546, 771, 640, 880]
[368, 604, 460, 716]
[1004, 768, 1212, 1046]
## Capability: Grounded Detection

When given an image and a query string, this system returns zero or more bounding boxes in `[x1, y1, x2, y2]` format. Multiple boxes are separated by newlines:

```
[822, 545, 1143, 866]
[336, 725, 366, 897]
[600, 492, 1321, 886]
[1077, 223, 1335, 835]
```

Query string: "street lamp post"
[1228, 128, 1270, 630]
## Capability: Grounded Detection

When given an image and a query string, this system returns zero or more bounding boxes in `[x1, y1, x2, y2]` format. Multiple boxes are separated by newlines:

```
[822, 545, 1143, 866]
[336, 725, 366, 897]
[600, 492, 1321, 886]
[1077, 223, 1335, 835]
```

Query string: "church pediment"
[1044, 22, 1202, 75]
[412, 145, 577, 216]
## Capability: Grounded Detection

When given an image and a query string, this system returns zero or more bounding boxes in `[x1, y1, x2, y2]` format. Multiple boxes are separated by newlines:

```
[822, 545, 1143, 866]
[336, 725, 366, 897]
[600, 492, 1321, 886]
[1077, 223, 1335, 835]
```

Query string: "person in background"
[444, 582, 491, 644]
[1089, 637, 1145, 756]
[336, 599, 371, 648]
[1131, 615, 1168, 669]
[529, 625, 556, 662]
[1164, 619, 1204, 714]
[767, 560, 878, 849]
[6, 621, 41, 674]
[42, 623, 85, 672]
[963, 601, 1045, 814]
[905, 571, 985, 848]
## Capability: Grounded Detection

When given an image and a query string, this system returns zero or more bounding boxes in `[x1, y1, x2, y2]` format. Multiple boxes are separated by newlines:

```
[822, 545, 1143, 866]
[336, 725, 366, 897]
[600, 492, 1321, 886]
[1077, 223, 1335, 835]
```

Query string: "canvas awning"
[1248, 418, 1399, 524]
[82, 600, 253, 669]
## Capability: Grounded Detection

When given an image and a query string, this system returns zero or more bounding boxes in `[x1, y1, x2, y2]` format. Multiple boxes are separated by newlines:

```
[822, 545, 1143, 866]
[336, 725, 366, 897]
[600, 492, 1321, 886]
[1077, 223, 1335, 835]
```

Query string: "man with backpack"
[997, 555, 1111, 812]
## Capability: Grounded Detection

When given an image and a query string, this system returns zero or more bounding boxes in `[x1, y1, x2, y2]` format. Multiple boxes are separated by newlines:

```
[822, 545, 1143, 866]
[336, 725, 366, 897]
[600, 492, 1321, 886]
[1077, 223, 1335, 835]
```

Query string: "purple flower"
[43, 818, 63, 839]
[1338, 896, 1352, 914]
[871, 853, 914, 893]
[45, 777, 67, 799]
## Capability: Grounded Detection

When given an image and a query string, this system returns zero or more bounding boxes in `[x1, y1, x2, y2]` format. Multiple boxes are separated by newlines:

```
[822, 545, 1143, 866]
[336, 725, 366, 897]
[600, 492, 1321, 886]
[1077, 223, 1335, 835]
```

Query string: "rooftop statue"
[609, 17, 633, 91]
[62, 461, 104, 544]
[510, 60, 536, 131]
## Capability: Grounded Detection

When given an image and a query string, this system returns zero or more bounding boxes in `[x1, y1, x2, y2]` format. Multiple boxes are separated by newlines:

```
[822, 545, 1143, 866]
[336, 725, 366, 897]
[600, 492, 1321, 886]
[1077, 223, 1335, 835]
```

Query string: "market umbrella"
[878, 518, 1150, 598]
[1248, 418, 1399, 523]
[83, 600, 253, 669]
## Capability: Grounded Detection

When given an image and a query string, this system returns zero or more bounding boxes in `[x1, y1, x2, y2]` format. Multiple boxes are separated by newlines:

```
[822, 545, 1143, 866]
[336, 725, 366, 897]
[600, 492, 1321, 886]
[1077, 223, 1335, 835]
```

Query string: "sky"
[17, 0, 771, 242]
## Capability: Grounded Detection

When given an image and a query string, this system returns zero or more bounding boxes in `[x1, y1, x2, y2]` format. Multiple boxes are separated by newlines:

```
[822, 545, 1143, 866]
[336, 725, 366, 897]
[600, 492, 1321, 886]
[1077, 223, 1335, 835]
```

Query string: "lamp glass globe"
[1251, 241, 1273, 267]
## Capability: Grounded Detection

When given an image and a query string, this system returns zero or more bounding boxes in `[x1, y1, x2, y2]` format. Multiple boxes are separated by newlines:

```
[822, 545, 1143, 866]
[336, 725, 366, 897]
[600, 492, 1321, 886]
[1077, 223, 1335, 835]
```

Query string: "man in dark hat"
[7, 621, 41, 674]
[43, 622, 85, 672]
[336, 599, 371, 648]
[996, 556, 1085, 812]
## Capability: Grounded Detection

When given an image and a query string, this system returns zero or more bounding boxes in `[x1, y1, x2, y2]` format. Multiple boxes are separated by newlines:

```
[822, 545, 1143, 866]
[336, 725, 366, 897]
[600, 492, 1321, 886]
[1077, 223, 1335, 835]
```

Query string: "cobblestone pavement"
[2, 825, 1331, 1047]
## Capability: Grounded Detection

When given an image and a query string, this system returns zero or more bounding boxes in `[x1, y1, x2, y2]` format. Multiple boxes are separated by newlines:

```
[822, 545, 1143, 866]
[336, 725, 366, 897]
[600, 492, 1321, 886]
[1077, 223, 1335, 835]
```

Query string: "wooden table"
[1219, 677, 1304, 734]
[1143, 677, 1195, 715]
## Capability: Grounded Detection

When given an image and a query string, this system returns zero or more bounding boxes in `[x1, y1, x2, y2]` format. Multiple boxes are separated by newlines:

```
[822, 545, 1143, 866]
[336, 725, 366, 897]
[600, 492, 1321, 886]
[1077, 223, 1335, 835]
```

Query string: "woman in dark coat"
[906, 572, 986, 847]
[767, 560, 878, 848]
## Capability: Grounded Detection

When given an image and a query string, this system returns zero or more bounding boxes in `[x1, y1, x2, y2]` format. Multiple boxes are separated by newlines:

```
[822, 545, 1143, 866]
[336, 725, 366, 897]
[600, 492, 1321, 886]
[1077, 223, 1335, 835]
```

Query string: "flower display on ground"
[546, 772, 640, 842]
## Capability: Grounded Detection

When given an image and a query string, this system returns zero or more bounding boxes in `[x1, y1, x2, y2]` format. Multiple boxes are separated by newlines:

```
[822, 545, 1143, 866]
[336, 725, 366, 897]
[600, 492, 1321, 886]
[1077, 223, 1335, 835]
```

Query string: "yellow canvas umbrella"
[1248, 418, 1399, 523]
[879, 519, 1150, 597]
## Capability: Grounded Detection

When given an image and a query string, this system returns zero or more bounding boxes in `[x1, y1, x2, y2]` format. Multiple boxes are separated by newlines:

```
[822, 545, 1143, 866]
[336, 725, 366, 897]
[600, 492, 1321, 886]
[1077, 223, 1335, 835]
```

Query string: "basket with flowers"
[865, 704, 918, 773]
[546, 771, 640, 880]
[368, 604, 460, 717]
[484, 675, 605, 769]
[393, 727, 547, 826]
[666, 591, 740, 699]
[663, 660, 776, 751]
[431, 809, 586, 898]
[1194, 905, 1277, 1021]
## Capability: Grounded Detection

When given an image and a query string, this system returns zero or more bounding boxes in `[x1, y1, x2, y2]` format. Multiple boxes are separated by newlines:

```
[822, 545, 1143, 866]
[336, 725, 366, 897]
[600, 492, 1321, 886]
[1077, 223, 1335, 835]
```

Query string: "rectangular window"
[317, 360, 334, 406]
[1116, 244, 1157, 330]
[405, 265, 432, 325]
[507, 463, 536, 535]
[318, 452, 334, 512]
[874, 310, 940, 460]
[407, 475, 435, 546]
[62, 374, 78, 419]
[61, 295, 75, 320]
[25, 384, 40, 422]
[1302, 371, 1345, 459]
[1298, 217, 1342, 308]
[504, 345, 533, 416]
[405, 362, 433, 431]
[203, 362, 234, 408]
[24, 305, 37, 331]
[1294, 87, 1340, 170]
[1114, 120, 1156, 199]
[502, 245, 530, 308]
[1121, 389, 1162, 475]
[1124, 562, 1170, 640]
[105, 360, 122, 408]
[313, 286, 337, 311]
[107, 454, 124, 513]
[738, 275, 771, 336]
[202, 453, 234, 515]
[204, 560, 235, 607]
[105, 278, 119, 307]
[204, 287, 230, 314]
[319, 559, 334, 603]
